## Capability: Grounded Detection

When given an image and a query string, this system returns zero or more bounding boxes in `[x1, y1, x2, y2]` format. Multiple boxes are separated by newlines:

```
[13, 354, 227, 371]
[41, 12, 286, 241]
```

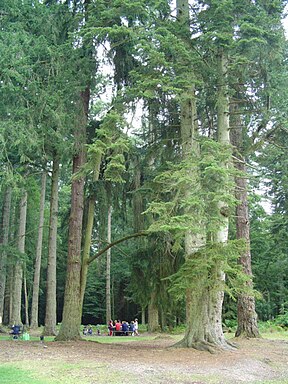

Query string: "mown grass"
[0, 365, 50, 384]
[0, 361, 139, 384]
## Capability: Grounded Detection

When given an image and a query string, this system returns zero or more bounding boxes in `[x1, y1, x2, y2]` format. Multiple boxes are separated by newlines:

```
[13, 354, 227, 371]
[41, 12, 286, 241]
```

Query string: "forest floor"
[1, 332, 288, 383]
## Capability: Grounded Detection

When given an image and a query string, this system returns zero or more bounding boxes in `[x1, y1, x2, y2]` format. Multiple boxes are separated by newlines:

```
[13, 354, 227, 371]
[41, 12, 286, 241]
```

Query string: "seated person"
[121, 321, 129, 336]
[88, 326, 93, 335]
[10, 325, 21, 339]
[115, 320, 122, 335]
[83, 326, 88, 336]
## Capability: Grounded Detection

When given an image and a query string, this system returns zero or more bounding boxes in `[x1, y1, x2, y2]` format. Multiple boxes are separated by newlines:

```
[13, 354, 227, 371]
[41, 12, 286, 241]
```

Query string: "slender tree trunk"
[234, 164, 259, 338]
[44, 157, 60, 335]
[11, 190, 28, 325]
[23, 272, 29, 327]
[141, 306, 145, 325]
[4, 200, 16, 324]
[0, 186, 12, 324]
[30, 171, 47, 329]
[132, 156, 148, 323]
[106, 205, 112, 324]
[80, 152, 101, 308]
[230, 104, 259, 338]
[56, 88, 89, 341]
[3, 266, 13, 324]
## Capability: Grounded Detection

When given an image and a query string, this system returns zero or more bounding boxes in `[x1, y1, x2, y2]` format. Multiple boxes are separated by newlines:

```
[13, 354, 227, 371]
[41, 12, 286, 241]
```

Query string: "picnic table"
[112, 330, 134, 336]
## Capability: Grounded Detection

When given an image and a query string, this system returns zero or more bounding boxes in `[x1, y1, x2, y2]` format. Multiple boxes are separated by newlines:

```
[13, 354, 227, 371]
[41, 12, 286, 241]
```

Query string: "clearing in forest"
[0, 333, 288, 383]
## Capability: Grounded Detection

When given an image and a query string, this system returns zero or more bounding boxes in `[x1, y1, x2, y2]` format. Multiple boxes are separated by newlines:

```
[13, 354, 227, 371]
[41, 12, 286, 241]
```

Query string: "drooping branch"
[87, 231, 148, 265]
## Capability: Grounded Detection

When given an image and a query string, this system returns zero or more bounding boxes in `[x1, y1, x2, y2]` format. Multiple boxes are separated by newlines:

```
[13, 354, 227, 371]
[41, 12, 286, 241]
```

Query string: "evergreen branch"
[231, 155, 259, 172]
[87, 231, 148, 265]
[97, 238, 130, 258]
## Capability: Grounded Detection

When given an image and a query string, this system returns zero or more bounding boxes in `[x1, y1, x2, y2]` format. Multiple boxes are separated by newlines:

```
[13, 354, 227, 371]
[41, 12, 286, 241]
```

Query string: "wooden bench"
[112, 330, 134, 336]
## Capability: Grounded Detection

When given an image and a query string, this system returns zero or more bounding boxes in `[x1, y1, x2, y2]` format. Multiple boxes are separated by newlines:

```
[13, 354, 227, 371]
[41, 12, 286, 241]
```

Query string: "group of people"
[82, 325, 93, 336]
[108, 318, 139, 336]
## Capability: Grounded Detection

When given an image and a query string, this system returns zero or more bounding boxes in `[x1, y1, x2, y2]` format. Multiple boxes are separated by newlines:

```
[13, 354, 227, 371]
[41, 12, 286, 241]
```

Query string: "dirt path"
[1, 335, 288, 383]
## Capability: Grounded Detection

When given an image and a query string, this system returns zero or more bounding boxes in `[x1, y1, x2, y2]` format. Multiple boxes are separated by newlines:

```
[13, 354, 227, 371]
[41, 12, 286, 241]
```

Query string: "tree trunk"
[148, 290, 159, 332]
[56, 88, 89, 341]
[30, 171, 47, 329]
[0, 186, 12, 324]
[230, 104, 259, 338]
[141, 305, 146, 325]
[106, 205, 112, 324]
[80, 151, 101, 309]
[4, 200, 16, 324]
[183, 49, 234, 351]
[11, 190, 28, 325]
[3, 265, 13, 324]
[175, 0, 219, 351]
[44, 157, 60, 336]
[210, 49, 231, 347]
[23, 272, 29, 327]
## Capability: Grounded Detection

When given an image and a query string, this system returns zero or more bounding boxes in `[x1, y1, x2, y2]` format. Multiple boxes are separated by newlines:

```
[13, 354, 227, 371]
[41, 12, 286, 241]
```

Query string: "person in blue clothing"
[121, 321, 129, 336]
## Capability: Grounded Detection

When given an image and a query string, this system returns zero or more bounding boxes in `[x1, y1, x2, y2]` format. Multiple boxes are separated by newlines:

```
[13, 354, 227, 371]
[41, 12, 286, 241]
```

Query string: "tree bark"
[148, 290, 159, 332]
[106, 205, 112, 324]
[11, 190, 28, 325]
[44, 157, 60, 335]
[30, 171, 47, 329]
[175, 0, 220, 351]
[55, 88, 89, 341]
[23, 271, 29, 327]
[141, 305, 146, 325]
[211, 49, 231, 347]
[4, 199, 16, 324]
[230, 103, 259, 338]
[0, 186, 12, 324]
[80, 151, 101, 309]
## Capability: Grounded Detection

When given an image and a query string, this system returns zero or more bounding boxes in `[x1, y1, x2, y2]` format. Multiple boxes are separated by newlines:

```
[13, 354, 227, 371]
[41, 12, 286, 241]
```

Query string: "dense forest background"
[0, 0, 288, 347]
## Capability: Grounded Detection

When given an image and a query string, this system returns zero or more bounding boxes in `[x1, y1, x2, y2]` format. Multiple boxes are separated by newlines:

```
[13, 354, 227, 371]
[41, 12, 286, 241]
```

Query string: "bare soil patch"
[1, 335, 288, 383]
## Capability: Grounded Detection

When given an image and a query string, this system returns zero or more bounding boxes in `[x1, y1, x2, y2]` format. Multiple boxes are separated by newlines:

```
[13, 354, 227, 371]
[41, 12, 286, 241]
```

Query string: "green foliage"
[166, 240, 248, 302]
[274, 311, 288, 328]
[145, 137, 237, 237]
[82, 111, 131, 184]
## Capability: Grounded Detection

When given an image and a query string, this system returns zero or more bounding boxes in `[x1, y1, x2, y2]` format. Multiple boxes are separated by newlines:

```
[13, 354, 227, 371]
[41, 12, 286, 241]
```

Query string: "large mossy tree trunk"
[175, 4, 233, 350]
[30, 171, 47, 329]
[148, 289, 159, 332]
[0, 186, 12, 324]
[56, 88, 89, 341]
[210, 49, 231, 347]
[175, 0, 213, 351]
[11, 190, 28, 325]
[44, 156, 60, 336]
[181, 280, 228, 350]
[230, 105, 259, 338]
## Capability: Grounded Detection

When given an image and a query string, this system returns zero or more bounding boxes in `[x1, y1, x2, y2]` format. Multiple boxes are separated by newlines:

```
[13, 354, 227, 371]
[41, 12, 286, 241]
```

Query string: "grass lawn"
[0, 330, 287, 384]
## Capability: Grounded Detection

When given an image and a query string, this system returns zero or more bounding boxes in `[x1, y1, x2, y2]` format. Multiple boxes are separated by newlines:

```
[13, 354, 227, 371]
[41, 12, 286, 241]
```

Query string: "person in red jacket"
[115, 320, 122, 335]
